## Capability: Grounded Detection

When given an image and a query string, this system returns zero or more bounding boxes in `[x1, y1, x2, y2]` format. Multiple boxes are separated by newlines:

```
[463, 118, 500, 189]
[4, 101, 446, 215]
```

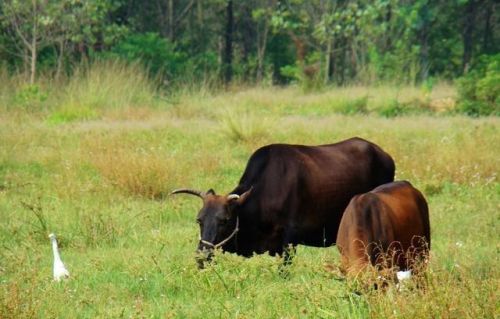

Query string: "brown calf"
[336, 181, 430, 277]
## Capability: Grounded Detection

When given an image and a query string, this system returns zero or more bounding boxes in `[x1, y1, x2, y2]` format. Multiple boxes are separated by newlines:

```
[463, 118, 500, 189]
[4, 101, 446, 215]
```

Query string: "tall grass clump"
[0, 66, 51, 112]
[219, 109, 273, 143]
[49, 60, 161, 123]
[0, 66, 15, 111]
[83, 137, 184, 199]
[364, 259, 498, 318]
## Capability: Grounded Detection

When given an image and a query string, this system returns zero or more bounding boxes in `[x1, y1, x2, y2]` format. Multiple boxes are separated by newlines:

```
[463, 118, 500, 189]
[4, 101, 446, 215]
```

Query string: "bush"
[378, 99, 407, 117]
[336, 96, 368, 115]
[377, 97, 433, 117]
[104, 32, 186, 79]
[456, 54, 500, 116]
[13, 84, 48, 110]
[47, 106, 99, 124]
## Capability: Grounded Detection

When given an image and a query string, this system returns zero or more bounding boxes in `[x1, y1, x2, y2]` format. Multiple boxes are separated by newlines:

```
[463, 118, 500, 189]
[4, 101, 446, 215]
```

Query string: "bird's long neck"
[51, 238, 62, 262]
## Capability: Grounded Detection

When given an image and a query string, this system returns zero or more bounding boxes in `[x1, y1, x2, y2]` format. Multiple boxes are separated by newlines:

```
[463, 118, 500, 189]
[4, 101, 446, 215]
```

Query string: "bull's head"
[171, 187, 252, 269]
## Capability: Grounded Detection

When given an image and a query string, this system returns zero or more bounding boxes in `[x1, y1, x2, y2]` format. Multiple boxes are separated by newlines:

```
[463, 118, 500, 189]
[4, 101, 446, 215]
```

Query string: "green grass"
[0, 67, 498, 318]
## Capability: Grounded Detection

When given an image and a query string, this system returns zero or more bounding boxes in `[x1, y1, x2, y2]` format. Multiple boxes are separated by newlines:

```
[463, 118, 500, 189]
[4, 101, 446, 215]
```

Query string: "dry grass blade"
[20, 200, 48, 234]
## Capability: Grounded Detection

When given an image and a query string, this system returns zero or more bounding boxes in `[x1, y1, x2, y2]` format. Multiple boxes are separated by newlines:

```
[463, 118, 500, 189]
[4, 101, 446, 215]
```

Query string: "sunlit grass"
[0, 77, 498, 318]
[172, 83, 456, 118]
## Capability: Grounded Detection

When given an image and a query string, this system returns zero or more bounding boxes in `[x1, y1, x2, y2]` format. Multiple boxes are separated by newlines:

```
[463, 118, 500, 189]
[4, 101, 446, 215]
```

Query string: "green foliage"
[336, 96, 368, 115]
[377, 98, 433, 118]
[47, 106, 99, 124]
[50, 0, 129, 47]
[456, 54, 500, 116]
[13, 84, 48, 110]
[1, 0, 498, 89]
[0, 0, 129, 83]
[279, 64, 300, 82]
[268, 33, 296, 84]
[105, 32, 186, 78]
[378, 99, 407, 117]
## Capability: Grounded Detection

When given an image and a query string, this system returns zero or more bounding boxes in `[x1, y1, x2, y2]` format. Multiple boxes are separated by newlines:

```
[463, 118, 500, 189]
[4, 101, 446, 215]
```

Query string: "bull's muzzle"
[195, 246, 214, 269]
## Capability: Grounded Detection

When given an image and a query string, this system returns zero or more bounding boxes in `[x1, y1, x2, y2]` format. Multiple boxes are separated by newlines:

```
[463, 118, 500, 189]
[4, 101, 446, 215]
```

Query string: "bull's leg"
[278, 243, 297, 278]
[283, 244, 296, 266]
[281, 228, 299, 265]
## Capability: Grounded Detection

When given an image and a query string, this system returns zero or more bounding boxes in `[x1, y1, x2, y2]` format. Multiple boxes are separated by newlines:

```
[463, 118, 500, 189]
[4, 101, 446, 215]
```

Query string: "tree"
[462, 0, 478, 74]
[0, 0, 498, 87]
[223, 0, 234, 84]
[0, 0, 128, 83]
[1, 0, 51, 84]
[251, 1, 277, 82]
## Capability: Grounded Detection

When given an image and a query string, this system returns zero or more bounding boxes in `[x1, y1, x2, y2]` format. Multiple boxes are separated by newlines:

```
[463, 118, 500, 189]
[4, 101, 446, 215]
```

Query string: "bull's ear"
[236, 186, 253, 205]
[206, 189, 216, 195]
[227, 187, 252, 208]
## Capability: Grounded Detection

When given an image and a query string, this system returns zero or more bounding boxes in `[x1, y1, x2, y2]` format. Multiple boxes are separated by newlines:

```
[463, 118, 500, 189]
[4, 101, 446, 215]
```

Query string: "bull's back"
[239, 137, 394, 196]
[294, 138, 395, 240]
[233, 138, 396, 251]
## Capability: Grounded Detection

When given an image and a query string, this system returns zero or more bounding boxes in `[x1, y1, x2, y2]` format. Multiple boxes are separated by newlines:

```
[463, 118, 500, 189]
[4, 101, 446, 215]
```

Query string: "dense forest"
[0, 0, 499, 114]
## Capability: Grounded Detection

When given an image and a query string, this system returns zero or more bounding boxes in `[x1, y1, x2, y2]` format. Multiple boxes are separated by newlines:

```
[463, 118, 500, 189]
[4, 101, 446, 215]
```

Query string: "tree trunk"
[482, 1, 494, 54]
[23, 48, 30, 80]
[168, 0, 174, 41]
[223, 0, 233, 85]
[197, 0, 203, 26]
[30, 18, 37, 84]
[324, 39, 332, 85]
[419, 24, 429, 82]
[289, 31, 306, 69]
[462, 0, 477, 74]
[55, 40, 65, 81]
[240, 3, 253, 82]
[350, 42, 358, 81]
[156, 0, 168, 38]
[384, 3, 392, 51]
[256, 23, 269, 83]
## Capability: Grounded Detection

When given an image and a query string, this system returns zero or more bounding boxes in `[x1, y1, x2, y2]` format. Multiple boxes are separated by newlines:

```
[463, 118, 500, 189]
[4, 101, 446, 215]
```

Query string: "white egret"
[396, 270, 412, 281]
[49, 233, 70, 281]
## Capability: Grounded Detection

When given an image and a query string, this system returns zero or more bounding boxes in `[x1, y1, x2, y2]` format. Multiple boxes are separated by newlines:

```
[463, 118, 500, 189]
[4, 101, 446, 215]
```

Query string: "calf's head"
[171, 188, 252, 268]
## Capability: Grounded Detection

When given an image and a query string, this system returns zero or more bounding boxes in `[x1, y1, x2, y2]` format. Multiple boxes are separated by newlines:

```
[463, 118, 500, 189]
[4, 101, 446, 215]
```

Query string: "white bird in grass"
[396, 270, 412, 291]
[396, 270, 412, 281]
[49, 233, 70, 281]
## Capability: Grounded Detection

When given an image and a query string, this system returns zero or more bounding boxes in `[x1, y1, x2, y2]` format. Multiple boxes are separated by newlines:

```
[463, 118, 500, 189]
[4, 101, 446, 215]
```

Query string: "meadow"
[0, 64, 498, 318]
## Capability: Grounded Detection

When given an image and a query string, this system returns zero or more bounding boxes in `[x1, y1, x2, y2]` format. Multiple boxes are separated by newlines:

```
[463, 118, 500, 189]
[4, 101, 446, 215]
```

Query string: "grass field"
[0, 76, 499, 318]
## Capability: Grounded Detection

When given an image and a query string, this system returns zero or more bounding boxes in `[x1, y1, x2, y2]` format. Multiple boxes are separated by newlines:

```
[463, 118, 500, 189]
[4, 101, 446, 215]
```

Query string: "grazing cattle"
[172, 137, 395, 268]
[336, 181, 430, 277]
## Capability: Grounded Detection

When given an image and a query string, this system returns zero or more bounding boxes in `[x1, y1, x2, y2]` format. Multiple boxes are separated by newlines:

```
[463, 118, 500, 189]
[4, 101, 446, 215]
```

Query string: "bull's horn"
[171, 189, 205, 199]
[227, 194, 240, 201]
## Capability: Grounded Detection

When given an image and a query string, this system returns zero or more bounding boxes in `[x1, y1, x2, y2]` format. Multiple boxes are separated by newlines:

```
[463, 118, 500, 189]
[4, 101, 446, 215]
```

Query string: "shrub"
[12, 84, 48, 110]
[47, 105, 99, 124]
[377, 98, 432, 117]
[335, 96, 368, 115]
[456, 54, 500, 116]
[378, 99, 406, 117]
[104, 32, 186, 79]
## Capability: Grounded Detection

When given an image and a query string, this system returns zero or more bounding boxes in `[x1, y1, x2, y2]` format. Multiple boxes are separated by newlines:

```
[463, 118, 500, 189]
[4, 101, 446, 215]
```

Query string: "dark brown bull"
[336, 181, 430, 277]
[172, 137, 395, 268]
